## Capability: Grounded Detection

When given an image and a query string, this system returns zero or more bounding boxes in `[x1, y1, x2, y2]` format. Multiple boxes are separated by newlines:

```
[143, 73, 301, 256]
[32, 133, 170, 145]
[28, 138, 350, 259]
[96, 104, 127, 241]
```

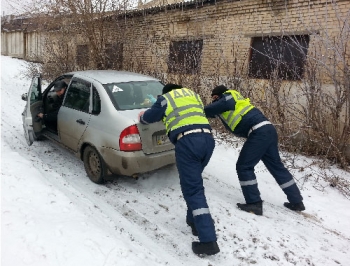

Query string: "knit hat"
[54, 80, 68, 91]
[162, 83, 182, 94]
[211, 85, 228, 96]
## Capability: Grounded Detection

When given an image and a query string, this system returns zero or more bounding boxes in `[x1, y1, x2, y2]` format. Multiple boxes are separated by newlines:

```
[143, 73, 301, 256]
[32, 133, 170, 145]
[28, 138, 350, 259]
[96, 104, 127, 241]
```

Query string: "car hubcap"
[89, 151, 101, 177]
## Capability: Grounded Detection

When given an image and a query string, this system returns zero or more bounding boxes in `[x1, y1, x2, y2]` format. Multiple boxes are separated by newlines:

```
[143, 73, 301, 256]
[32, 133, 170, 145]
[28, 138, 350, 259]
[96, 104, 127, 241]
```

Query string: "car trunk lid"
[119, 110, 174, 154]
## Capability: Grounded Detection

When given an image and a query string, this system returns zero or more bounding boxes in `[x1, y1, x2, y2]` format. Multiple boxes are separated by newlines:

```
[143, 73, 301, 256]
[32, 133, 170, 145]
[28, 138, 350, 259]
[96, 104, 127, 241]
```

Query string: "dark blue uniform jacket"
[204, 93, 268, 138]
[140, 95, 212, 145]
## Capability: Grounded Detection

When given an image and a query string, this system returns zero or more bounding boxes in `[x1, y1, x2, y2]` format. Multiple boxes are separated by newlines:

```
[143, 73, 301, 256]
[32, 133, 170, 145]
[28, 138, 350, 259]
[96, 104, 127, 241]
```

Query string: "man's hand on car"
[138, 111, 145, 122]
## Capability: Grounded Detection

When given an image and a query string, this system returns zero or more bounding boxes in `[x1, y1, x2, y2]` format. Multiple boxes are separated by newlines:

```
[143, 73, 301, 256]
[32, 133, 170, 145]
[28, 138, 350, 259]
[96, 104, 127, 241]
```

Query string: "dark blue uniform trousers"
[175, 133, 217, 243]
[236, 124, 303, 204]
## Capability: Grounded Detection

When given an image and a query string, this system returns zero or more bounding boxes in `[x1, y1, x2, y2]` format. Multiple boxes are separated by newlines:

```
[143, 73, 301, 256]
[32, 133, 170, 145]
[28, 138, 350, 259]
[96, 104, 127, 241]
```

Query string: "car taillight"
[119, 125, 142, 151]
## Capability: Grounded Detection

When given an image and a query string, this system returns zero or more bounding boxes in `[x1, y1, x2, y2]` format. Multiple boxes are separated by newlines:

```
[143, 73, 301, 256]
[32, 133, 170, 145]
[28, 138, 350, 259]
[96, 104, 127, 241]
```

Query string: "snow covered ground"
[1, 55, 350, 266]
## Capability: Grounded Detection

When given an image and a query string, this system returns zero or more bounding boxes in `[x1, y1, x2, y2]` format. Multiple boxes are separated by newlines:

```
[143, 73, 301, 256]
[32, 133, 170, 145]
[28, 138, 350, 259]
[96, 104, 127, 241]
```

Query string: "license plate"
[155, 134, 170, 145]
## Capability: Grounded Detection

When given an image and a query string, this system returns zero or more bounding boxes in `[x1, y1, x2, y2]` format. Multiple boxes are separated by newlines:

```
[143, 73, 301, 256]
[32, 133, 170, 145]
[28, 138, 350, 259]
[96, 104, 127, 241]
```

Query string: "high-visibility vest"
[162, 88, 209, 134]
[219, 90, 254, 131]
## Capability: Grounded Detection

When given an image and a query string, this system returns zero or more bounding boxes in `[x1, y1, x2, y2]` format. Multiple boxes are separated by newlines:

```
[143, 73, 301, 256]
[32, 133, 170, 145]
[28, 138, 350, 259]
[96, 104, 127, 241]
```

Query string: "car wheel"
[83, 146, 106, 184]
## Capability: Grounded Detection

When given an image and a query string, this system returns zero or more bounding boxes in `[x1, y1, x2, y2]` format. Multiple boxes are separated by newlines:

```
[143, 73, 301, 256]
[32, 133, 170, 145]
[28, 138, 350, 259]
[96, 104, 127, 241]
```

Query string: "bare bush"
[22, 61, 42, 79]
[20, 0, 136, 78]
[285, 3, 350, 169]
[41, 33, 78, 80]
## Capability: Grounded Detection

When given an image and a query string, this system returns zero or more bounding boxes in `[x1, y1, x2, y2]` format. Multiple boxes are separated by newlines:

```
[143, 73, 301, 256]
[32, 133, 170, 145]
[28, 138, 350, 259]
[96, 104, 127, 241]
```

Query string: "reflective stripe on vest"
[219, 90, 254, 131]
[162, 88, 209, 133]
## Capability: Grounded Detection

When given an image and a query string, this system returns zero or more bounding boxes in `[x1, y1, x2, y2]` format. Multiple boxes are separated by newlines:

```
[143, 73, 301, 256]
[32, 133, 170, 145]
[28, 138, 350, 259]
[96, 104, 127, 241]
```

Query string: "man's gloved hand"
[138, 111, 145, 122]
[35, 112, 43, 122]
[211, 95, 220, 103]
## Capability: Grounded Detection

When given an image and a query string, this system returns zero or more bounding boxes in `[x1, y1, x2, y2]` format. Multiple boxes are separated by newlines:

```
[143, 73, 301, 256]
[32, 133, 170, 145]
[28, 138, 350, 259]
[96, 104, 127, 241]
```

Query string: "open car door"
[21, 75, 43, 146]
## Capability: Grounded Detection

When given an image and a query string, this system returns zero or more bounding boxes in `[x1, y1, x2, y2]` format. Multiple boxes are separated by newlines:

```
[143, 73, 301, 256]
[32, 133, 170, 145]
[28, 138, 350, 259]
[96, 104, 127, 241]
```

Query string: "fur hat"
[162, 83, 182, 94]
[54, 80, 68, 92]
[211, 85, 228, 96]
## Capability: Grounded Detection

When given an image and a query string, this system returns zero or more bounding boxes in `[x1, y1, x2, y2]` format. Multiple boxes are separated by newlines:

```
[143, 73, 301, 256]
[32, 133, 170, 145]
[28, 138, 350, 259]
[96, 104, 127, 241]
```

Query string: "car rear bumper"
[100, 147, 176, 176]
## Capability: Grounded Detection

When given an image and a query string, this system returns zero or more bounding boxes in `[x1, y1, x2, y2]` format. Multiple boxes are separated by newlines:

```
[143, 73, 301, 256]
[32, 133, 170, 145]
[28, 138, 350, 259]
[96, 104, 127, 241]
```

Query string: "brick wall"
[113, 0, 349, 84]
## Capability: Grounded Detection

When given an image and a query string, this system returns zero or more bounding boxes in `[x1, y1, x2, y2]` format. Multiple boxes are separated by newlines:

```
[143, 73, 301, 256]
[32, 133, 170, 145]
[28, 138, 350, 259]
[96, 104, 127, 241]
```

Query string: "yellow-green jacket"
[162, 88, 210, 134]
[218, 90, 255, 131]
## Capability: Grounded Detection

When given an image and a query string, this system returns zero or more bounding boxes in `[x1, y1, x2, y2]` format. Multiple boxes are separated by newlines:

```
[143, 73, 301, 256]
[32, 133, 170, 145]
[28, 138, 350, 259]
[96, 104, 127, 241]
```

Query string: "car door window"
[63, 78, 91, 113]
[30, 77, 42, 104]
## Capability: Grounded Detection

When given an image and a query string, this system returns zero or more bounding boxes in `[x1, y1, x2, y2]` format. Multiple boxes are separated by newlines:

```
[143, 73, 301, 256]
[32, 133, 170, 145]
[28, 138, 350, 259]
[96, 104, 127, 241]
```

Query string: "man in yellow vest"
[204, 85, 305, 215]
[139, 83, 220, 256]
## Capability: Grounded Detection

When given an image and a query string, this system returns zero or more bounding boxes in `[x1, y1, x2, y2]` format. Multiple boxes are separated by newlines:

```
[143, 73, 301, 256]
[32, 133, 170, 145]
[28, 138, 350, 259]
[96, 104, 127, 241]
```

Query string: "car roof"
[65, 70, 159, 84]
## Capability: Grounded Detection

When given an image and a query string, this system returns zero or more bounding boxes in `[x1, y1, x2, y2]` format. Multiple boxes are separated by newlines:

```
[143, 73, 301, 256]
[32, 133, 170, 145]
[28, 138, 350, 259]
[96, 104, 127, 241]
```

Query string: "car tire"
[83, 146, 106, 184]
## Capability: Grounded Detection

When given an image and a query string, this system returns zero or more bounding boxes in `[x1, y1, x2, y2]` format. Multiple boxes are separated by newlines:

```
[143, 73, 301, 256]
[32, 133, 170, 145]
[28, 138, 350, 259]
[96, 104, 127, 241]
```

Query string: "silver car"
[21, 70, 175, 183]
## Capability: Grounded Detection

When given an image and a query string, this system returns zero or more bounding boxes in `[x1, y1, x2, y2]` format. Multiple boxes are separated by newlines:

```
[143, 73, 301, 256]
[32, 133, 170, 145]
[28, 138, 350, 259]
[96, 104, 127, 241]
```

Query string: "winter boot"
[192, 241, 220, 256]
[186, 221, 198, 236]
[284, 202, 305, 211]
[237, 201, 263, 216]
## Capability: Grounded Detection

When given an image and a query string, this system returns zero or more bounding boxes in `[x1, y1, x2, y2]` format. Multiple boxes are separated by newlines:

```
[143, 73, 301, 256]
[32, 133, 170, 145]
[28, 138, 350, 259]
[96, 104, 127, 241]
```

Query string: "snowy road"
[2, 56, 350, 266]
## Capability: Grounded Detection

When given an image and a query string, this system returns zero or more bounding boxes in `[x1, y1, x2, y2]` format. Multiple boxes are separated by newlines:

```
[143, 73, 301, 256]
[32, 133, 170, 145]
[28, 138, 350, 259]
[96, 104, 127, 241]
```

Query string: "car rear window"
[104, 80, 163, 110]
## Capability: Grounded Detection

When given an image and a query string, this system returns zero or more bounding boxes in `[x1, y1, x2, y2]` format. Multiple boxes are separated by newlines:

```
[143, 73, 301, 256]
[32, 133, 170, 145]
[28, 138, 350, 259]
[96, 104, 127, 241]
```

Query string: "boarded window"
[76, 45, 89, 69]
[249, 35, 310, 80]
[105, 43, 123, 69]
[168, 40, 203, 74]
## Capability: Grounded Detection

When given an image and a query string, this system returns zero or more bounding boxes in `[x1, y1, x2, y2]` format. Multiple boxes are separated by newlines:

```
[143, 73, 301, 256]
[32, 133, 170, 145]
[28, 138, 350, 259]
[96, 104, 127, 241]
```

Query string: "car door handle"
[76, 119, 85, 125]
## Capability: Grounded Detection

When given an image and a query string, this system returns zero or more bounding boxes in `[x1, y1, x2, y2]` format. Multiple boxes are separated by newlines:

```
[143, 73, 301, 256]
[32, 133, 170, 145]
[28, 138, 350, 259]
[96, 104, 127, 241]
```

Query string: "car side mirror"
[21, 93, 28, 101]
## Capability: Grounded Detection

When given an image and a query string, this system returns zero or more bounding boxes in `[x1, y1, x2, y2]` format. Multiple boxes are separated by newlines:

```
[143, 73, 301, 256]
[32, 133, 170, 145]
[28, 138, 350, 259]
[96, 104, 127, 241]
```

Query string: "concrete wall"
[25, 32, 44, 62]
[1, 31, 44, 62]
[1, 31, 25, 58]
